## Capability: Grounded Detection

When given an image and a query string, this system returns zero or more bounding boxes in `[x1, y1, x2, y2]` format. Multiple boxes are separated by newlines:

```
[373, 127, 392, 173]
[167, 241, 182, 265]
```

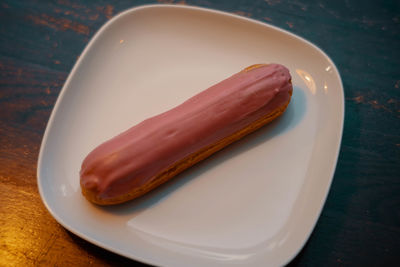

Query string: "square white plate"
[38, 4, 344, 267]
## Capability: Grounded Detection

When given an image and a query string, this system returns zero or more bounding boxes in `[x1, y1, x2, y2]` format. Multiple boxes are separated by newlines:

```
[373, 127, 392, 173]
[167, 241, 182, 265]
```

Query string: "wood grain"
[0, 0, 399, 266]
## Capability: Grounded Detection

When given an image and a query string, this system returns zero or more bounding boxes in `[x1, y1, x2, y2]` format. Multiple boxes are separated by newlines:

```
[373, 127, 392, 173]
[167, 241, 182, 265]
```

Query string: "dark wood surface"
[1, 0, 399, 266]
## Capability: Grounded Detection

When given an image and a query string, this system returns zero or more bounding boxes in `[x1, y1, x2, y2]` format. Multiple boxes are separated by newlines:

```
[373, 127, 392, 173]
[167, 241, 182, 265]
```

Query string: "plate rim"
[37, 4, 345, 266]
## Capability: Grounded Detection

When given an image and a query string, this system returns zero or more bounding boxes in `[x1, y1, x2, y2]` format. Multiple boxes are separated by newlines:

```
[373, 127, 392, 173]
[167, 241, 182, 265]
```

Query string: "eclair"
[80, 64, 293, 205]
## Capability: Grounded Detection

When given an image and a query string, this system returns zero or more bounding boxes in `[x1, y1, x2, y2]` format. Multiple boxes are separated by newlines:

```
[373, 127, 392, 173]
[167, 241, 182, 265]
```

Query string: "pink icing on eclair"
[80, 64, 292, 205]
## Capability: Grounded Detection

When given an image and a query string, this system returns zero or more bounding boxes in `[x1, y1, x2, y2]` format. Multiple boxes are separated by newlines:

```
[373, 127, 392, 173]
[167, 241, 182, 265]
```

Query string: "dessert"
[80, 64, 293, 205]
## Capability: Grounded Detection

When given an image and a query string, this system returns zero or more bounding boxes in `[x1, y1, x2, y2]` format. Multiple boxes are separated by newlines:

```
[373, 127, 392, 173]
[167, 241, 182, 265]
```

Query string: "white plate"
[37, 4, 344, 267]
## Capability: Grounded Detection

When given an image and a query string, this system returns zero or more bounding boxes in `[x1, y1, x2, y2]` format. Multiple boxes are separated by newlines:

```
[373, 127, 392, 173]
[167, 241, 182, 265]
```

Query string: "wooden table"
[1, 0, 399, 266]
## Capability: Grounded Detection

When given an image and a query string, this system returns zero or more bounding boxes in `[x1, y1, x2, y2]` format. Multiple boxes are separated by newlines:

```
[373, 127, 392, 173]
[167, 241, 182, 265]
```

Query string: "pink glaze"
[80, 64, 292, 199]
